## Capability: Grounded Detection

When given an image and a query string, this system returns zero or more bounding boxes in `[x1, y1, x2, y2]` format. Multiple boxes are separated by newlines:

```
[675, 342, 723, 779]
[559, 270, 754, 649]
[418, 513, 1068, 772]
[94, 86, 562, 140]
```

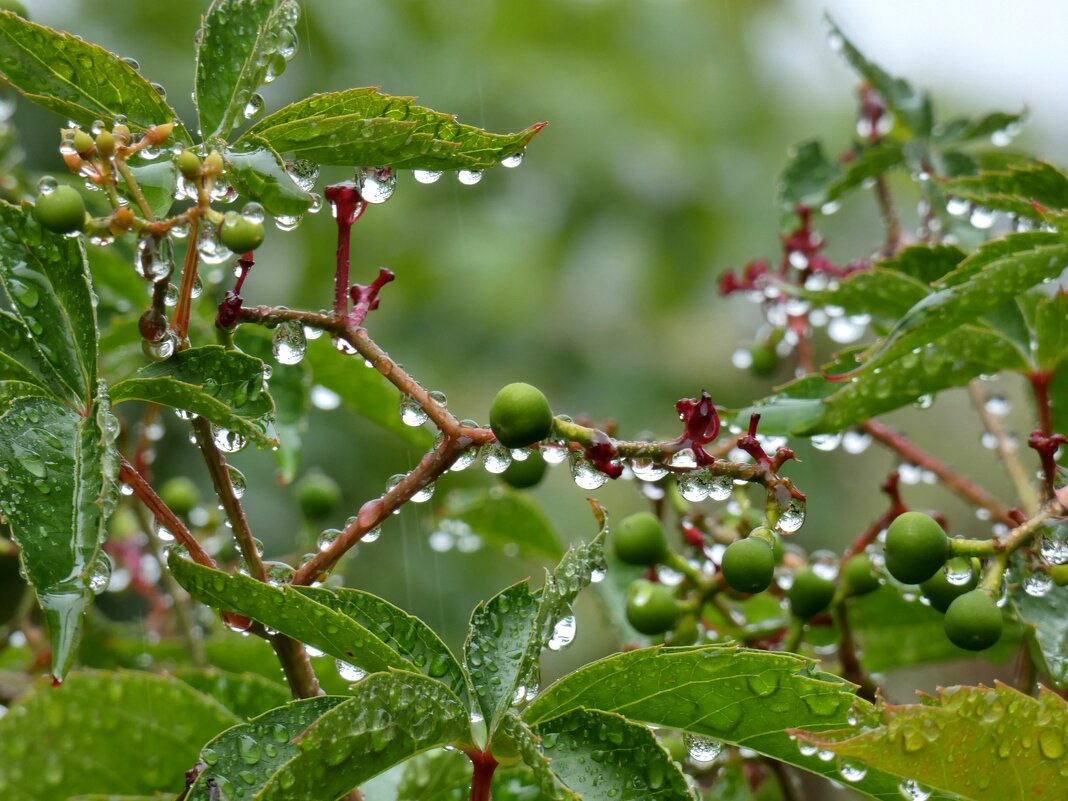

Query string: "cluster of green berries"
[883, 511, 1002, 651]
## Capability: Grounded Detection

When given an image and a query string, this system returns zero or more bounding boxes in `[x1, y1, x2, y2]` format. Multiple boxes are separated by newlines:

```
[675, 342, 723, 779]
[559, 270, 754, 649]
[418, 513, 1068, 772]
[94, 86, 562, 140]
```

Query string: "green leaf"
[225, 144, 315, 218]
[800, 268, 929, 321]
[936, 111, 1025, 145]
[0, 13, 189, 141]
[68, 796, 175, 801]
[126, 160, 178, 219]
[1022, 289, 1068, 371]
[1011, 560, 1068, 689]
[195, 0, 300, 139]
[523, 645, 956, 801]
[0, 201, 97, 405]
[394, 748, 471, 801]
[735, 324, 1027, 435]
[237, 88, 545, 170]
[827, 19, 933, 136]
[255, 671, 471, 801]
[794, 684, 1068, 801]
[303, 336, 433, 448]
[946, 161, 1068, 220]
[847, 587, 1020, 674]
[110, 345, 276, 449]
[497, 714, 580, 801]
[0, 670, 239, 801]
[234, 327, 310, 483]
[187, 696, 346, 801]
[778, 140, 841, 211]
[168, 556, 461, 693]
[870, 243, 967, 285]
[0, 389, 119, 681]
[438, 488, 565, 562]
[175, 668, 293, 720]
[532, 708, 696, 800]
[0, 311, 62, 394]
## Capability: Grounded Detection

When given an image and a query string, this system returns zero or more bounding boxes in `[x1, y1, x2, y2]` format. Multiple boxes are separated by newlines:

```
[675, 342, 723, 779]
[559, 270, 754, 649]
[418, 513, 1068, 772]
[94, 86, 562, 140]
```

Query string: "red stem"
[1029, 371, 1053, 436]
[466, 749, 498, 801]
[325, 182, 367, 316]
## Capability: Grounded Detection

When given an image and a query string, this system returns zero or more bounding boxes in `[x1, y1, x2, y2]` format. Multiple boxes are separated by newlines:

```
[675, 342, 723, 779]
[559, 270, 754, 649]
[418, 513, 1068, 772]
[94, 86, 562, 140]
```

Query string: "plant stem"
[872, 176, 901, 257]
[782, 617, 804, 653]
[862, 419, 1018, 527]
[172, 215, 201, 341]
[119, 457, 216, 569]
[968, 381, 1039, 515]
[268, 631, 322, 698]
[466, 749, 498, 801]
[115, 159, 156, 221]
[1029, 372, 1053, 436]
[834, 603, 877, 702]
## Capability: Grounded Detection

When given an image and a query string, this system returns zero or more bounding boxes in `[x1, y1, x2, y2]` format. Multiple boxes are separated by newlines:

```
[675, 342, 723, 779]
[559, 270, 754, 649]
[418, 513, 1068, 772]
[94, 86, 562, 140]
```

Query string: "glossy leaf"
[523, 645, 956, 801]
[778, 140, 840, 211]
[0, 13, 188, 140]
[110, 345, 276, 449]
[255, 671, 471, 801]
[799, 268, 928, 321]
[1020, 289, 1068, 371]
[175, 668, 293, 720]
[303, 336, 432, 447]
[1011, 566, 1068, 689]
[0, 201, 97, 404]
[439, 487, 565, 562]
[847, 587, 1020, 674]
[394, 748, 471, 801]
[169, 556, 434, 683]
[794, 683, 1068, 801]
[196, 0, 300, 138]
[936, 110, 1025, 145]
[827, 18, 933, 136]
[946, 161, 1068, 220]
[126, 160, 178, 219]
[0, 311, 62, 394]
[0, 389, 119, 681]
[225, 144, 315, 218]
[498, 714, 580, 801]
[187, 696, 345, 801]
[878, 243, 967, 285]
[0, 670, 239, 801]
[532, 708, 696, 800]
[237, 88, 545, 170]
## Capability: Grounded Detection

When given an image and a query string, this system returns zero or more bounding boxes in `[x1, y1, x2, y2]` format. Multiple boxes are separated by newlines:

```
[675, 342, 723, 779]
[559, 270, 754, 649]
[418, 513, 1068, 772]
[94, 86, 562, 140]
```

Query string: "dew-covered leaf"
[879, 243, 967, 285]
[1019, 289, 1068, 371]
[794, 683, 1068, 801]
[936, 110, 1025, 146]
[0, 388, 119, 681]
[946, 161, 1068, 220]
[187, 696, 345, 801]
[800, 268, 928, 321]
[778, 140, 841, 211]
[110, 345, 276, 449]
[0, 201, 97, 405]
[237, 87, 545, 171]
[827, 19, 933, 137]
[0, 670, 239, 801]
[255, 671, 471, 801]
[175, 668, 293, 720]
[234, 328, 310, 483]
[0, 13, 189, 141]
[0, 312, 61, 395]
[523, 645, 957, 801]
[303, 336, 432, 448]
[196, 0, 301, 139]
[438, 488, 565, 562]
[168, 556, 454, 691]
[225, 144, 315, 218]
[1011, 565, 1068, 690]
[532, 708, 697, 800]
[735, 323, 1027, 435]
[846, 587, 1020, 674]
[496, 714, 580, 801]
[393, 748, 471, 801]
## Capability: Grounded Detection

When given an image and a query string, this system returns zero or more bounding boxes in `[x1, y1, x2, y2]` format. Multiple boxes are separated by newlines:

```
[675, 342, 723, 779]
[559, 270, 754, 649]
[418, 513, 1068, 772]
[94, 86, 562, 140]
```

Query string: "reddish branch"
[464, 749, 499, 801]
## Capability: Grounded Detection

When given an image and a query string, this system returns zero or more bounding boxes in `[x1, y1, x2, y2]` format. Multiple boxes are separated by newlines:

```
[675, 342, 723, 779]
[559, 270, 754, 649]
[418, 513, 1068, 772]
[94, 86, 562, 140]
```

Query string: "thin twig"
[968, 381, 1038, 515]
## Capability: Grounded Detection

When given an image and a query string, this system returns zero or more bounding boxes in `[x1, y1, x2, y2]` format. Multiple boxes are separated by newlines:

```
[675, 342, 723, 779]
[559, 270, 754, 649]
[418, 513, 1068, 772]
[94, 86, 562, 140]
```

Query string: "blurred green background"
[11, 0, 1059, 698]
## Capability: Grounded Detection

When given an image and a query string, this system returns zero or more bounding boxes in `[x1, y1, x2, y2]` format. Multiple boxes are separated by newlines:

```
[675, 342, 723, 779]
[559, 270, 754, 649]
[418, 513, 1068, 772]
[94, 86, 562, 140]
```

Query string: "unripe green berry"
[95, 130, 115, 158]
[943, 589, 1003, 651]
[625, 579, 679, 635]
[220, 212, 265, 253]
[203, 151, 224, 174]
[70, 128, 94, 155]
[613, 511, 668, 566]
[159, 476, 200, 518]
[884, 511, 949, 585]
[1052, 563, 1068, 587]
[34, 184, 86, 234]
[489, 382, 553, 449]
[787, 567, 836, 619]
[294, 471, 342, 521]
[749, 526, 784, 565]
[841, 553, 881, 596]
[919, 557, 979, 613]
[500, 451, 547, 489]
[721, 536, 775, 594]
[176, 149, 202, 178]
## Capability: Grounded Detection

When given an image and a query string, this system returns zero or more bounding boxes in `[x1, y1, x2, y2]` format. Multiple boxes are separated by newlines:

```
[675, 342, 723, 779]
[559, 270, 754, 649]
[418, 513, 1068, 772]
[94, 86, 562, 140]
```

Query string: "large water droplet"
[777, 498, 806, 533]
[630, 458, 668, 481]
[457, 169, 482, 185]
[547, 615, 577, 651]
[897, 779, 931, 801]
[569, 453, 607, 490]
[272, 320, 307, 365]
[481, 442, 512, 474]
[412, 169, 442, 184]
[88, 554, 112, 595]
[399, 394, 428, 427]
[212, 426, 247, 453]
[357, 166, 396, 204]
[336, 659, 367, 683]
[243, 92, 265, 120]
[685, 733, 722, 764]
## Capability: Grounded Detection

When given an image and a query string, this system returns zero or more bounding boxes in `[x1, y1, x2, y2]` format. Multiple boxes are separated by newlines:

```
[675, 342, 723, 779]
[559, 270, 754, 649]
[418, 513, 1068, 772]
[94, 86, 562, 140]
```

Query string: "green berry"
[219, 212, 264, 253]
[176, 149, 201, 178]
[919, 557, 979, 613]
[749, 525, 784, 565]
[489, 382, 554, 449]
[748, 343, 779, 377]
[1051, 564, 1068, 587]
[884, 511, 949, 585]
[613, 511, 668, 566]
[159, 476, 200, 518]
[500, 451, 548, 489]
[95, 130, 115, 158]
[841, 553, 881, 596]
[721, 536, 775, 594]
[294, 471, 342, 521]
[788, 567, 836, 619]
[70, 128, 94, 155]
[625, 579, 679, 635]
[943, 589, 1003, 651]
[34, 185, 86, 234]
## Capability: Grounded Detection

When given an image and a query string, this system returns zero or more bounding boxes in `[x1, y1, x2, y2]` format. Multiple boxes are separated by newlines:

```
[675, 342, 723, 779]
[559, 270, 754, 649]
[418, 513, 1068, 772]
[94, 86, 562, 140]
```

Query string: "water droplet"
[685, 733, 722, 764]
[898, 463, 923, 485]
[540, 440, 569, 464]
[827, 316, 866, 344]
[970, 206, 996, 229]
[316, 528, 342, 552]
[838, 759, 867, 782]
[88, 554, 111, 594]
[227, 465, 247, 499]
[413, 169, 442, 184]
[897, 779, 931, 801]
[428, 529, 454, 552]
[810, 550, 839, 581]
[336, 659, 366, 683]
[481, 442, 512, 474]
[457, 169, 482, 185]
[1039, 526, 1068, 565]
[1039, 728, 1064, 760]
[630, 458, 668, 481]
[238, 734, 261, 765]
[243, 92, 265, 120]
[777, 498, 806, 533]
[707, 474, 733, 501]
[569, 453, 607, 490]
[212, 426, 247, 453]
[1024, 572, 1053, 597]
[399, 394, 428, 427]
[272, 320, 307, 365]
[274, 213, 302, 231]
[811, 432, 842, 452]
[357, 166, 396, 204]
[677, 470, 711, 502]
[547, 615, 577, 651]
[500, 151, 524, 168]
[411, 481, 435, 503]
[143, 332, 177, 361]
